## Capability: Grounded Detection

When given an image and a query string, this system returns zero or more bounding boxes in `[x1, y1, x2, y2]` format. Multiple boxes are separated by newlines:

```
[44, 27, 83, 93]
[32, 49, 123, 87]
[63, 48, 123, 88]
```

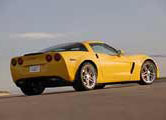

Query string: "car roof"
[82, 40, 104, 44]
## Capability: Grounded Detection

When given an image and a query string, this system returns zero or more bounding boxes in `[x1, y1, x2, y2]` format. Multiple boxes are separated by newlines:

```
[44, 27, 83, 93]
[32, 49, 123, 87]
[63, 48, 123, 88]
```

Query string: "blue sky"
[0, 0, 166, 92]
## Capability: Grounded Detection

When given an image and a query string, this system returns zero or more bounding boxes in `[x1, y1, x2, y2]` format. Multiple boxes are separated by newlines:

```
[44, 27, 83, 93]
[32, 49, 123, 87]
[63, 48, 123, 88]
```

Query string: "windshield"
[40, 42, 88, 53]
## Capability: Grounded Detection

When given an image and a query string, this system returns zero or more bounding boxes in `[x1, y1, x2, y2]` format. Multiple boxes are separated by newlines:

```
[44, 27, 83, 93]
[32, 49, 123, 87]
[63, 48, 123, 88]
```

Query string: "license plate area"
[29, 65, 41, 73]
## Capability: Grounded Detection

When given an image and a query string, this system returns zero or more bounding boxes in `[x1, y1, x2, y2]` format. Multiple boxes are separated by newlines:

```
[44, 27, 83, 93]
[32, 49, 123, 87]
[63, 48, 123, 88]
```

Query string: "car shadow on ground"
[0, 84, 136, 100]
[0, 78, 165, 100]
[41, 82, 139, 96]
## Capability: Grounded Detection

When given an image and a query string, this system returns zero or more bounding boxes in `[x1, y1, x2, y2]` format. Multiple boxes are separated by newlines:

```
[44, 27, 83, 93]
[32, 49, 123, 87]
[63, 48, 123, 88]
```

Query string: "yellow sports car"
[10, 40, 159, 95]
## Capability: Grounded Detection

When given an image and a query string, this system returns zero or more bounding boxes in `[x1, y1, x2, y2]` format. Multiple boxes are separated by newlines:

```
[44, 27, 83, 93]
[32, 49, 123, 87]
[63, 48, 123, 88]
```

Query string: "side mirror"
[120, 50, 125, 55]
[117, 49, 125, 56]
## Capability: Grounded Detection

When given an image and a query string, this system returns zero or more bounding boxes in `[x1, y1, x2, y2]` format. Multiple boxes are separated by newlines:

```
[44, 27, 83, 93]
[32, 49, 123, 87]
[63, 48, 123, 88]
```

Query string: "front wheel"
[20, 80, 45, 96]
[140, 61, 157, 85]
[73, 62, 97, 91]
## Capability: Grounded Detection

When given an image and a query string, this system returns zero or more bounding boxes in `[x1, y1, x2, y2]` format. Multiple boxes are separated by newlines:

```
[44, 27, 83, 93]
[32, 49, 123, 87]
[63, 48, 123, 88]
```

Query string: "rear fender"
[62, 52, 103, 83]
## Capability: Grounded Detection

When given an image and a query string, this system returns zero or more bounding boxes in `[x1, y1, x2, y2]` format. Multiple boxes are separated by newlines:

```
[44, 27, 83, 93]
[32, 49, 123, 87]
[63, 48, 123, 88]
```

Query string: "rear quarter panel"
[61, 51, 104, 83]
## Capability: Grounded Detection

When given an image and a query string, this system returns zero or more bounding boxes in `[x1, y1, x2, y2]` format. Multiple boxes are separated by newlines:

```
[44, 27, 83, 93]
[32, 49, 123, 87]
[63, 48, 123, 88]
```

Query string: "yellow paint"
[10, 40, 160, 84]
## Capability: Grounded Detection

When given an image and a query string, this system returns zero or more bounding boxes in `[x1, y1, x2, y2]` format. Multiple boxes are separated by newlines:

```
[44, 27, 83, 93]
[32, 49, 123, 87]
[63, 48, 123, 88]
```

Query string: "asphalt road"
[0, 79, 166, 120]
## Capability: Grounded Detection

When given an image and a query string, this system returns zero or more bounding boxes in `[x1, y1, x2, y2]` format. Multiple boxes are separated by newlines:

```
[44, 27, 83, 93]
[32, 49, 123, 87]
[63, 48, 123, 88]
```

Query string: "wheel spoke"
[147, 75, 150, 81]
[142, 72, 148, 77]
[86, 79, 90, 86]
[144, 66, 149, 71]
[89, 76, 94, 83]
[150, 72, 155, 76]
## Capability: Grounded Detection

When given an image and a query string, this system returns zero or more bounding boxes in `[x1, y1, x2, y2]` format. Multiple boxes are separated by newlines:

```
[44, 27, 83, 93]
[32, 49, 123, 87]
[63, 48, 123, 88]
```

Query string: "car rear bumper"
[15, 76, 73, 88]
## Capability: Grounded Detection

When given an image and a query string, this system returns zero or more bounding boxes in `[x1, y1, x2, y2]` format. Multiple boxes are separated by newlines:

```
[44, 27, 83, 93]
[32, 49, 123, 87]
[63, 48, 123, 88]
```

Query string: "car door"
[90, 43, 132, 83]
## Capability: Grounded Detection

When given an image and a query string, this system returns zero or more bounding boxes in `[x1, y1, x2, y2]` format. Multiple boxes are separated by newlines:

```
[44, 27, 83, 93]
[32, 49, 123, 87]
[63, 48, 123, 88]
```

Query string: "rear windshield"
[41, 43, 88, 53]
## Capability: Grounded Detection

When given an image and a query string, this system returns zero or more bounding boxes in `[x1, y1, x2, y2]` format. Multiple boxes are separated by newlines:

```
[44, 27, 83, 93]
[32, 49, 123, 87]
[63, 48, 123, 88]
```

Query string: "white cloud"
[10, 32, 80, 40]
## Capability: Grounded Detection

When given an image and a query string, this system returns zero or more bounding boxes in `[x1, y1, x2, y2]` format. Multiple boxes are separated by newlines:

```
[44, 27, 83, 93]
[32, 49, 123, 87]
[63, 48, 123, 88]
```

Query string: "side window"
[41, 43, 88, 52]
[69, 44, 88, 51]
[90, 43, 118, 55]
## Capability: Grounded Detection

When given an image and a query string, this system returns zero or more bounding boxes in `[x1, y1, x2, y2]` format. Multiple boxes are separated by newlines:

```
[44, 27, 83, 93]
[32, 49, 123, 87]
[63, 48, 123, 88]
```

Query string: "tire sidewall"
[21, 80, 45, 96]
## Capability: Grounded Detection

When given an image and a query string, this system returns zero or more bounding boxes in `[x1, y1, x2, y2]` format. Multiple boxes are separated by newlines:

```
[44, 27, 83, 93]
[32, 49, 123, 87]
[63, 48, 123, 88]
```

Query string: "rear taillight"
[11, 59, 17, 66]
[18, 58, 23, 65]
[46, 55, 52, 62]
[54, 53, 61, 61]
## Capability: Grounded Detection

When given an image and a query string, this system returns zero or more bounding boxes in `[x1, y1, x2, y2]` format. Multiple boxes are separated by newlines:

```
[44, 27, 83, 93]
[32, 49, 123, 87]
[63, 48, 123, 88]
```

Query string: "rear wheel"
[140, 61, 157, 85]
[73, 62, 97, 91]
[20, 80, 45, 96]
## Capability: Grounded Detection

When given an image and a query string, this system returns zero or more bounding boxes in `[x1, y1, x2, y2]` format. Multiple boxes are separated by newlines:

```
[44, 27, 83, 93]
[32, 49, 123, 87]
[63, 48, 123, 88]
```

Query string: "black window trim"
[41, 42, 89, 53]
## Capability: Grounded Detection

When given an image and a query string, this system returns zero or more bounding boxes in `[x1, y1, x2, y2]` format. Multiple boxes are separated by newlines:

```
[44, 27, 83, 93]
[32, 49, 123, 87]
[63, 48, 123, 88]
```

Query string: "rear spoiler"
[24, 52, 44, 56]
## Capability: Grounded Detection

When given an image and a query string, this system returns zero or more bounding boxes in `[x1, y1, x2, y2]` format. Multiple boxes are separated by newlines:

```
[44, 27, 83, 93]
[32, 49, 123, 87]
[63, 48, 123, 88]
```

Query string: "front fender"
[130, 55, 160, 80]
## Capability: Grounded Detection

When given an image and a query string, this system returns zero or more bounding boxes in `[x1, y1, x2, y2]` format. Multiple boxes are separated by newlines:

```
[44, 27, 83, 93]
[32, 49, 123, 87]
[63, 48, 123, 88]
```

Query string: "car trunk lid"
[22, 53, 48, 66]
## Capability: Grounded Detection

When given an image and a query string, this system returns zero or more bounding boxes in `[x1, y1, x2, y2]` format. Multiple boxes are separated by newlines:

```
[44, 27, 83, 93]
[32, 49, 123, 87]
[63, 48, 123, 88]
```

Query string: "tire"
[139, 61, 157, 85]
[73, 62, 97, 91]
[20, 80, 45, 96]
[94, 84, 105, 89]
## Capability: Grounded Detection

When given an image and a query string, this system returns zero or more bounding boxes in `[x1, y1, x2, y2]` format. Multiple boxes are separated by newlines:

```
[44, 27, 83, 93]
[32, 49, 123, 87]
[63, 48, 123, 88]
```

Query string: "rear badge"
[69, 58, 76, 61]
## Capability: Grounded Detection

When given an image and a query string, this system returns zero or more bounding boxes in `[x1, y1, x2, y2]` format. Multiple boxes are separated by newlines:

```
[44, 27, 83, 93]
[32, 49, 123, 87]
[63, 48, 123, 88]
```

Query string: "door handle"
[96, 54, 99, 59]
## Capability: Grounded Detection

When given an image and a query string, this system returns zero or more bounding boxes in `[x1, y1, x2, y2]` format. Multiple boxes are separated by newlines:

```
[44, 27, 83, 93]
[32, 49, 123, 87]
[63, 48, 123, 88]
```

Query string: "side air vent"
[131, 62, 135, 74]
